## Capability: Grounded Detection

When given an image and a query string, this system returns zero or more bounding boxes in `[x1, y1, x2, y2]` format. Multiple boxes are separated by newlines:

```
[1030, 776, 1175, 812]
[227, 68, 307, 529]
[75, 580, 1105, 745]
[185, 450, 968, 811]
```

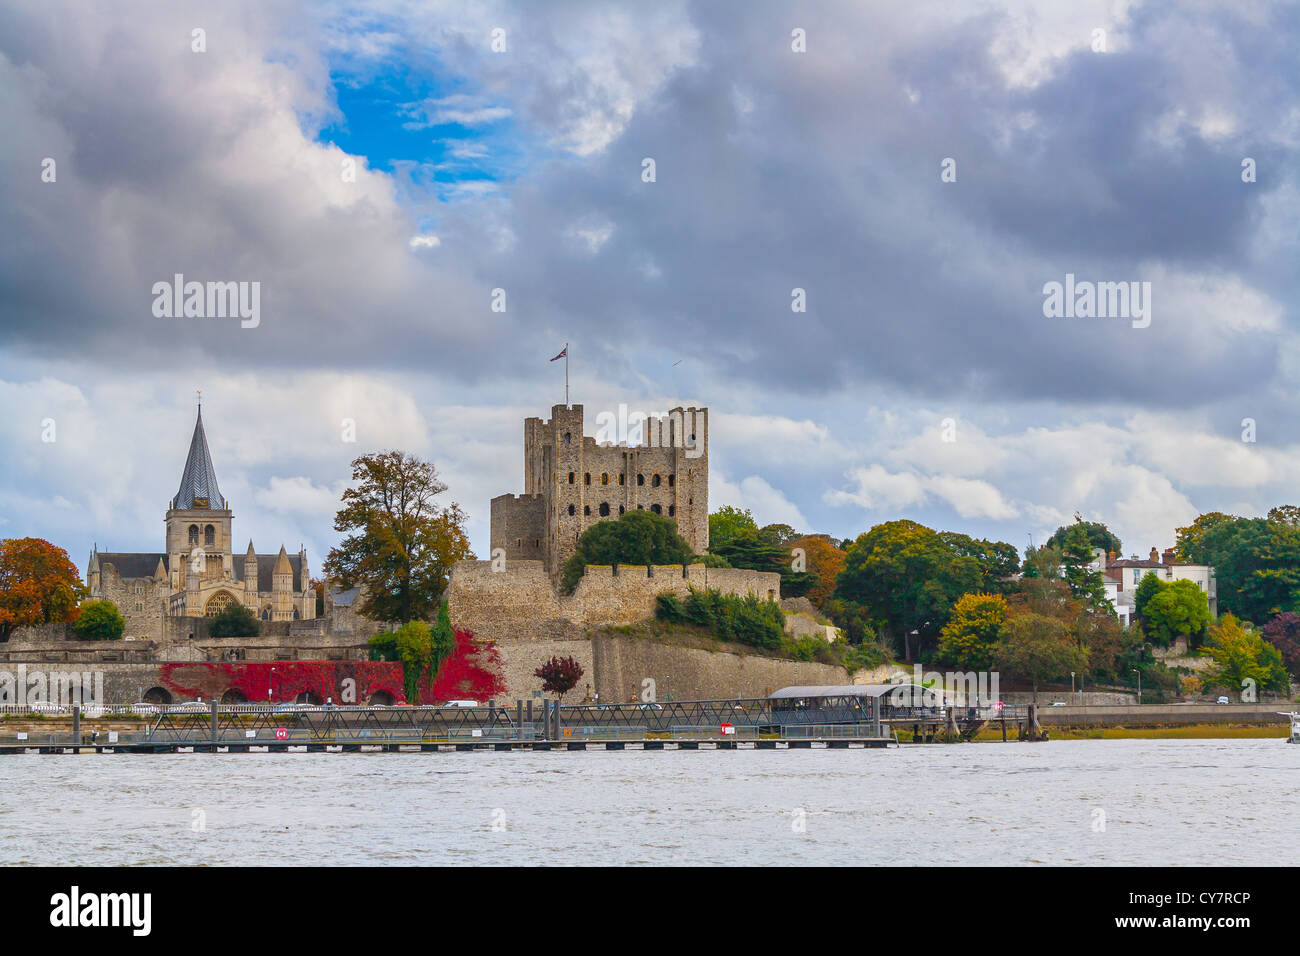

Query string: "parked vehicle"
[1216, 696, 1231, 705]
[444, 700, 480, 707]
[131, 702, 159, 716]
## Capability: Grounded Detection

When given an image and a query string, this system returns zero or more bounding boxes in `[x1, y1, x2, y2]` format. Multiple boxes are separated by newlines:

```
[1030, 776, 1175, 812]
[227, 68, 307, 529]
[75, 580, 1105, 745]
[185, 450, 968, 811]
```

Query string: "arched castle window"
[637, 504, 643, 510]
[668, 474, 675, 487]
[669, 505, 675, 517]
[652, 474, 661, 487]
[204, 525, 215, 546]
[584, 473, 591, 485]
[564, 433, 571, 445]
[188, 525, 199, 545]
[568, 505, 575, 516]
[601, 473, 609, 485]
[637, 474, 645, 486]
[651, 504, 662, 514]
[599, 503, 610, 516]
[619, 473, 625, 486]
[619, 506, 625, 514]
[584, 505, 591, 516]
[568, 472, 575, 484]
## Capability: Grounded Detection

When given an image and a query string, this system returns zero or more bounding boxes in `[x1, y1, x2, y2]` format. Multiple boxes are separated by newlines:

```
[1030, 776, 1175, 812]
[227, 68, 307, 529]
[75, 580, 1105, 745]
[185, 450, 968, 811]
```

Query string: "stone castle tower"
[490, 403, 708, 573]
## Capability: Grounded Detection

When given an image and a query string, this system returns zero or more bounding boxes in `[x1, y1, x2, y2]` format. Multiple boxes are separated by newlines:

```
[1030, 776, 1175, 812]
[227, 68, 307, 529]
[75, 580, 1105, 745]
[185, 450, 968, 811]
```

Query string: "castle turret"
[272, 545, 293, 620]
[243, 540, 258, 608]
[87, 545, 100, 597]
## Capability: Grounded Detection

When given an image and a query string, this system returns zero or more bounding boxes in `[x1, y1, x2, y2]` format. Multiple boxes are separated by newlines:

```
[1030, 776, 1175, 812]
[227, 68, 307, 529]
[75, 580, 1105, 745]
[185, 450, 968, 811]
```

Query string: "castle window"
[599, 503, 610, 516]
[619, 506, 625, 514]
[652, 474, 661, 487]
[568, 472, 575, 484]
[689, 497, 693, 506]
[188, 525, 199, 545]
[637, 474, 645, 486]
[651, 504, 662, 514]
[204, 524, 215, 546]
[584, 473, 591, 485]
[564, 433, 571, 445]
[669, 474, 675, 487]
[669, 505, 675, 517]
[619, 473, 625, 486]
[601, 473, 609, 485]
[637, 504, 643, 510]
[568, 505, 575, 516]
[584, 505, 591, 516]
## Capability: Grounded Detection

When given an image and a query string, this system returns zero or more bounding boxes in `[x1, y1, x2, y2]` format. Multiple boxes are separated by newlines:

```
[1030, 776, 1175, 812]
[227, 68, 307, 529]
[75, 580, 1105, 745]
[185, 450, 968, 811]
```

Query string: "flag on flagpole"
[550, 346, 568, 362]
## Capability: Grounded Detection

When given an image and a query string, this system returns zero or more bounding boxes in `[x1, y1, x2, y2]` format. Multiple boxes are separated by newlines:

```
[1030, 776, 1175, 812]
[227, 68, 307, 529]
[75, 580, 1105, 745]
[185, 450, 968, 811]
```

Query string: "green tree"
[324, 451, 473, 624]
[997, 612, 1089, 704]
[1201, 614, 1289, 696]
[371, 620, 435, 703]
[1132, 571, 1163, 627]
[708, 506, 758, 553]
[936, 592, 1006, 670]
[940, 533, 1021, 594]
[1174, 512, 1235, 563]
[1058, 521, 1108, 608]
[430, 600, 456, 681]
[1020, 543, 1062, 580]
[71, 600, 125, 641]
[561, 510, 696, 594]
[207, 602, 260, 638]
[1142, 579, 1212, 646]
[834, 520, 981, 660]
[1198, 517, 1272, 623]
[1046, 517, 1122, 559]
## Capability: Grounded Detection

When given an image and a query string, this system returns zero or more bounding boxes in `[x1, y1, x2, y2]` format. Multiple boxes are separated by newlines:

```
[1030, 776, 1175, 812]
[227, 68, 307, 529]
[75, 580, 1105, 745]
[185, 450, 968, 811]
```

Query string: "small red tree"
[1262, 612, 1300, 679]
[534, 655, 584, 700]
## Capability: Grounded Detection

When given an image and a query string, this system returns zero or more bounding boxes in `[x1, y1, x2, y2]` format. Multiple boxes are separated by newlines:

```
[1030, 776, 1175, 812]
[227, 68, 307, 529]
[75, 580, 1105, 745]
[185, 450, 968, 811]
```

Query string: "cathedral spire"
[171, 405, 225, 510]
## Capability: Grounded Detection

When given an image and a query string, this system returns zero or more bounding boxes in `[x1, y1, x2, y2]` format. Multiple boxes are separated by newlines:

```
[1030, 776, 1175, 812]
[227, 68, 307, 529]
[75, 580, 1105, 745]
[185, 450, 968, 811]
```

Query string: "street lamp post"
[1071, 671, 1076, 697]
[1132, 668, 1142, 705]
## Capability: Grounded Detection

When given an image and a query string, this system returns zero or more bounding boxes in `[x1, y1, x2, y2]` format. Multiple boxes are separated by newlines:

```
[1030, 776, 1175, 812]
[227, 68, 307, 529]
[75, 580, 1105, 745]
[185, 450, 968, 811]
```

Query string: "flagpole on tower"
[565, 343, 569, 406]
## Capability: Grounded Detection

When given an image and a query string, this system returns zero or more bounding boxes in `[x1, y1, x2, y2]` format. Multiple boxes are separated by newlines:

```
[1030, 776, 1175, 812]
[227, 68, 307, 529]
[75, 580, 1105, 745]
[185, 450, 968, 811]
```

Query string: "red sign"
[720, 723, 736, 736]
[274, 728, 288, 741]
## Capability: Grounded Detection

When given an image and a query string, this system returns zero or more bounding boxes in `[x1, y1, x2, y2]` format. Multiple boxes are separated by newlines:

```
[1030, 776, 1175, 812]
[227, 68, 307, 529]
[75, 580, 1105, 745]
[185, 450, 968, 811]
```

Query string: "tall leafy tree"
[1201, 614, 1289, 696]
[324, 451, 473, 623]
[997, 612, 1088, 704]
[71, 600, 125, 641]
[936, 592, 1006, 670]
[1199, 517, 1272, 623]
[0, 538, 85, 642]
[1174, 512, 1235, 563]
[1143, 579, 1212, 646]
[834, 520, 981, 660]
[1046, 517, 1122, 559]
[940, 532, 1021, 594]
[1261, 612, 1300, 680]
[789, 535, 847, 609]
[1058, 521, 1108, 609]
[708, 506, 758, 554]
[1132, 571, 1163, 628]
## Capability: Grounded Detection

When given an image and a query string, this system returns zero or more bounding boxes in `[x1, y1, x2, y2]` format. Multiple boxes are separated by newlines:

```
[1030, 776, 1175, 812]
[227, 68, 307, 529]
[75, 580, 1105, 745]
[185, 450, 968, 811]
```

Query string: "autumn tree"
[789, 535, 847, 609]
[535, 655, 584, 699]
[0, 538, 85, 642]
[1174, 512, 1235, 563]
[996, 612, 1088, 704]
[940, 532, 1021, 594]
[1261, 612, 1300, 680]
[935, 592, 1006, 671]
[325, 451, 473, 623]
[1200, 614, 1289, 696]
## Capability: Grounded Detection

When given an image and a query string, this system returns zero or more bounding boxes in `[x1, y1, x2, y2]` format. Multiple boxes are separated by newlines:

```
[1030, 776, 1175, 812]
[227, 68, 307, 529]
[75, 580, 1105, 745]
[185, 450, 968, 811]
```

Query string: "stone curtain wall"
[446, 560, 782, 644]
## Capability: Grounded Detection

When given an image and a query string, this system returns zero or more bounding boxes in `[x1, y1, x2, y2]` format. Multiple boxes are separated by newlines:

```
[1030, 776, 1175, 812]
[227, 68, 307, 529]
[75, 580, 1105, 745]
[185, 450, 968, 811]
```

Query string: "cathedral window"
[599, 503, 610, 516]
[204, 525, 215, 546]
[188, 525, 199, 545]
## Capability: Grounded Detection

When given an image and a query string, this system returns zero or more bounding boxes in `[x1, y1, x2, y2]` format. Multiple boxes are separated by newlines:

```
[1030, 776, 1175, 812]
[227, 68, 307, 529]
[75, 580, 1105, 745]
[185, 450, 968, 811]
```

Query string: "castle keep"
[490, 404, 709, 573]
[86, 407, 316, 639]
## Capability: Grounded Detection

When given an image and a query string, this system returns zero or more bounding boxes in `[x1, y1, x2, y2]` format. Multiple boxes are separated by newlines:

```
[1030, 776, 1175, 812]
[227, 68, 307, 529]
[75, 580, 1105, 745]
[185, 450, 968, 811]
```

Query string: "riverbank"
[968, 723, 1287, 741]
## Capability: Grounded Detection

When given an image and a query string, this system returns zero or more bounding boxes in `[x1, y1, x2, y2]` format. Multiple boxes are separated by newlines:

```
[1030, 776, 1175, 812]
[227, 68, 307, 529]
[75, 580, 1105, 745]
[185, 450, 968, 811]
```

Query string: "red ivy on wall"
[421, 629, 506, 703]
[159, 660, 405, 704]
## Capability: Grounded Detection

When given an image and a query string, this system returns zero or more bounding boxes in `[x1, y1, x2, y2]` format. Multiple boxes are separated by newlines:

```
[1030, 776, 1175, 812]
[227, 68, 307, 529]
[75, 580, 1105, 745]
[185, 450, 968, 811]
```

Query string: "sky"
[1, 0, 1298, 575]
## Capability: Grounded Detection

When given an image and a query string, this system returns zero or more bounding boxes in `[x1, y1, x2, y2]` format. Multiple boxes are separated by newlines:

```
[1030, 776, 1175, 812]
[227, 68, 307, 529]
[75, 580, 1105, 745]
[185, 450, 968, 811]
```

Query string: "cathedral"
[87, 406, 316, 639]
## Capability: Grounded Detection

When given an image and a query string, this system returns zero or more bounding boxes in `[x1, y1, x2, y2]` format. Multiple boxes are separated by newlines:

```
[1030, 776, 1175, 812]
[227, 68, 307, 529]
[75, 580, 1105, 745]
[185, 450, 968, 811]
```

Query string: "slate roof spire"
[171, 405, 225, 510]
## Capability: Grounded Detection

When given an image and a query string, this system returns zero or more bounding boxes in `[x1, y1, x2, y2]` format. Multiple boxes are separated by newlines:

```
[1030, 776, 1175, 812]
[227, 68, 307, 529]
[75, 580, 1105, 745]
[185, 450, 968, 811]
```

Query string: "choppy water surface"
[0, 739, 1294, 865]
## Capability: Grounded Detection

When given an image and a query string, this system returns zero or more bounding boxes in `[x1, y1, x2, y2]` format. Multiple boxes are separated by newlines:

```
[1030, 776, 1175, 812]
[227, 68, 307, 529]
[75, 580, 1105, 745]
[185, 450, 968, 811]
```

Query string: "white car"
[445, 700, 480, 708]
[171, 701, 208, 713]
[1216, 696, 1231, 705]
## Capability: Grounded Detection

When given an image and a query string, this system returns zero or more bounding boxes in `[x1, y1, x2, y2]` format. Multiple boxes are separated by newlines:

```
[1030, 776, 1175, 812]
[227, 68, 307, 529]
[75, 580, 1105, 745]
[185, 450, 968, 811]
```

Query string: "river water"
[0, 739, 1293, 865]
